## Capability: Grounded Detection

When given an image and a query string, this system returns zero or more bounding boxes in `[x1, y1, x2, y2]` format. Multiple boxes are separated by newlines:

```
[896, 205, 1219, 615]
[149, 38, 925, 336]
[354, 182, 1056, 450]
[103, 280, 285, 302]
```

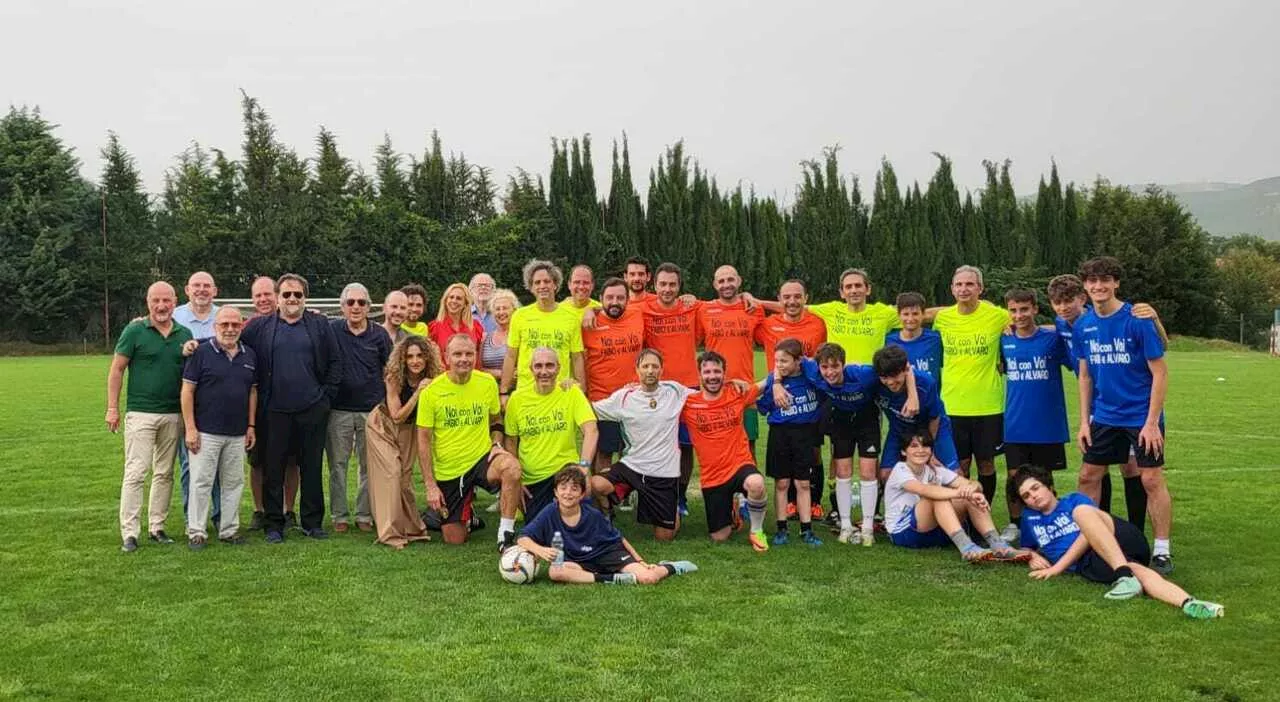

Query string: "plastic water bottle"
[551, 531, 565, 566]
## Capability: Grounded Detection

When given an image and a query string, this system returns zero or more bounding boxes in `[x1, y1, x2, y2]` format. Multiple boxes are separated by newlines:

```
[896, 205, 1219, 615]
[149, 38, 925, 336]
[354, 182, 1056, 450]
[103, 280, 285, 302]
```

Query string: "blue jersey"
[1072, 303, 1165, 428]
[1019, 492, 1094, 570]
[874, 369, 946, 436]
[800, 358, 877, 412]
[885, 329, 943, 387]
[1053, 316, 1077, 370]
[520, 502, 622, 563]
[1001, 329, 1072, 444]
[758, 372, 822, 425]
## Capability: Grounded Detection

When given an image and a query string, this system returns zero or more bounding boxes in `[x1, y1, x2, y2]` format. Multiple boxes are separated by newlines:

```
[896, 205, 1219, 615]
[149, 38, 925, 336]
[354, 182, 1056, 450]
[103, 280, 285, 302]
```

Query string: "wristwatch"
[576, 459, 591, 468]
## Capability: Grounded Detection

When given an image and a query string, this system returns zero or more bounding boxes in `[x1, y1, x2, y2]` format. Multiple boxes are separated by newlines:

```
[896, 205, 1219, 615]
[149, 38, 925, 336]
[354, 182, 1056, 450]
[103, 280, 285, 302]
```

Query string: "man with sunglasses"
[326, 283, 392, 533]
[241, 273, 343, 543]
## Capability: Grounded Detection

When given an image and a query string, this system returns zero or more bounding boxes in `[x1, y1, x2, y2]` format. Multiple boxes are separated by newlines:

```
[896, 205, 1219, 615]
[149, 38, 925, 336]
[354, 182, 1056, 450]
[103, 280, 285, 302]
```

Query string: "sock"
[983, 529, 1008, 550]
[1114, 565, 1134, 579]
[1124, 475, 1147, 533]
[1180, 597, 1193, 609]
[594, 573, 613, 583]
[776, 520, 788, 533]
[747, 498, 767, 532]
[1099, 472, 1113, 512]
[948, 530, 976, 552]
[836, 479, 853, 529]
[978, 473, 997, 506]
[498, 517, 515, 541]
[1153, 538, 1170, 557]
[800, 520, 812, 534]
[859, 480, 878, 531]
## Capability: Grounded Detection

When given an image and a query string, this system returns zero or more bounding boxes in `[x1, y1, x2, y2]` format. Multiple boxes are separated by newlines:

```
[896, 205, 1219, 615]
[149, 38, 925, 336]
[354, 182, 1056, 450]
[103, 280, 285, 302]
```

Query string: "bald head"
[383, 290, 408, 327]
[146, 282, 177, 325]
[250, 276, 276, 317]
[713, 265, 742, 302]
[530, 347, 561, 390]
[185, 271, 217, 312]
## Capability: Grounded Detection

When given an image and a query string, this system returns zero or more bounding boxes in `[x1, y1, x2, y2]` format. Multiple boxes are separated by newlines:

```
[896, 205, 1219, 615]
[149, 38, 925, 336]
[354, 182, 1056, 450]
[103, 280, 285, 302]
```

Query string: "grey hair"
[529, 346, 560, 367]
[953, 265, 984, 287]
[340, 282, 370, 303]
[522, 259, 563, 291]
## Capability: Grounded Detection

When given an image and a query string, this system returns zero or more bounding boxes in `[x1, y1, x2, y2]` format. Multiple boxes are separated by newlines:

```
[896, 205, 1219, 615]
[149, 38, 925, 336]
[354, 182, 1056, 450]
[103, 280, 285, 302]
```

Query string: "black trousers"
[264, 398, 329, 532]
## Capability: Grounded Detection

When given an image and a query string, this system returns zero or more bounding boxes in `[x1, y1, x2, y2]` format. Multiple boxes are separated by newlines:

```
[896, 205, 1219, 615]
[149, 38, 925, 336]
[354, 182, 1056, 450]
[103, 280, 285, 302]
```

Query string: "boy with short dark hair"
[885, 291, 944, 385]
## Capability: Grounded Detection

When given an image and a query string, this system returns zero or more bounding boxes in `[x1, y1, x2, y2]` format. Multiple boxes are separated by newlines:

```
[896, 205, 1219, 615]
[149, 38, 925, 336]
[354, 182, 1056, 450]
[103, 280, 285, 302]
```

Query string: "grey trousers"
[325, 409, 370, 524]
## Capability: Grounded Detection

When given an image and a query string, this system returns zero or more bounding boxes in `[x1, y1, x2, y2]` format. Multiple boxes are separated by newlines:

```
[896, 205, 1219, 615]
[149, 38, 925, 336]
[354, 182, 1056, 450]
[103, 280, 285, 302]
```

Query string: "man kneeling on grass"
[1011, 465, 1223, 619]
[883, 430, 1027, 563]
[517, 467, 697, 585]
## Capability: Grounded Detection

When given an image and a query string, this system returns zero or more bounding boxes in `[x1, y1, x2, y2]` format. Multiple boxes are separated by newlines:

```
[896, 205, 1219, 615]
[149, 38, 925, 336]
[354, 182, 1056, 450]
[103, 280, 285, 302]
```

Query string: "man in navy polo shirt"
[181, 307, 257, 549]
[327, 282, 392, 533]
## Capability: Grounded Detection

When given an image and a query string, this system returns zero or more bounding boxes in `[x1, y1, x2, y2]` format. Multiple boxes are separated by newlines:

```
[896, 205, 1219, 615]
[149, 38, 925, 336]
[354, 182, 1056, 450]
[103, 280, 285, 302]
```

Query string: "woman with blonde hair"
[427, 282, 484, 356]
[479, 288, 519, 378]
[365, 335, 443, 549]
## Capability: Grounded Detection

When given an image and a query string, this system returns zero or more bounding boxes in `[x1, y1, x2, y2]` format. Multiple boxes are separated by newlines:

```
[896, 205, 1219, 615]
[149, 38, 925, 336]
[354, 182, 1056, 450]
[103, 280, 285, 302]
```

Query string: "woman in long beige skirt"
[367, 336, 442, 549]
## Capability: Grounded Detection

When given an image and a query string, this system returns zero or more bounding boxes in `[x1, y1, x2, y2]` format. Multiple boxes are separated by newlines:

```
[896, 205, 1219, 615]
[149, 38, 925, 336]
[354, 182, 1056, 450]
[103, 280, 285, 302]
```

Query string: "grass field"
[1, 351, 1277, 701]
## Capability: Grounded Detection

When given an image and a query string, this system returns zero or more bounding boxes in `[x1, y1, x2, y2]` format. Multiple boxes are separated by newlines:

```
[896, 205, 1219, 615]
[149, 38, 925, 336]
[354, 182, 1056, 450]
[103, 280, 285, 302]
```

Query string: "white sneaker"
[860, 530, 875, 547]
[837, 527, 859, 544]
[999, 523, 1020, 545]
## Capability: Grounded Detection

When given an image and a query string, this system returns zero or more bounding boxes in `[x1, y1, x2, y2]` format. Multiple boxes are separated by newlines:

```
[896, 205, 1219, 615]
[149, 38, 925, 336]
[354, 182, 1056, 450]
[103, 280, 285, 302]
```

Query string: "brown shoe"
[334, 522, 349, 533]
[356, 521, 373, 533]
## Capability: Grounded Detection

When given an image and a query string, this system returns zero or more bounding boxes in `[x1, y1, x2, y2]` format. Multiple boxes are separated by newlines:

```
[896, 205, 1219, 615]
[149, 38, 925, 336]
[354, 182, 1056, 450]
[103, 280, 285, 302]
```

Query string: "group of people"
[102, 255, 1223, 613]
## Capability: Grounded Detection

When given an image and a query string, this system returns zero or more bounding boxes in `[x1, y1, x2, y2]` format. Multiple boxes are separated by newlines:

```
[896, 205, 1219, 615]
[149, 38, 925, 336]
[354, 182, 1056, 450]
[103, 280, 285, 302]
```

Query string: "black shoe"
[188, 535, 206, 551]
[149, 530, 175, 545]
[266, 530, 284, 544]
[285, 512, 298, 531]
[219, 534, 247, 546]
[249, 511, 265, 530]
[302, 527, 328, 540]
[1151, 554, 1173, 575]
[468, 515, 486, 532]
[498, 530, 516, 553]
[121, 536, 138, 553]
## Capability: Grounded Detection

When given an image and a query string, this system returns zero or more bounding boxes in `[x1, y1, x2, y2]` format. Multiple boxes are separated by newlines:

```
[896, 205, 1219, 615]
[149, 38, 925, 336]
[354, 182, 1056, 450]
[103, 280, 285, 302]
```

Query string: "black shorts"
[766, 423, 820, 480]
[1083, 423, 1164, 469]
[951, 414, 1004, 462]
[438, 455, 497, 525]
[1077, 515, 1152, 583]
[576, 541, 636, 575]
[702, 465, 759, 533]
[522, 475, 557, 523]
[1004, 442, 1067, 472]
[597, 420, 624, 455]
[604, 462, 678, 530]
[825, 405, 881, 460]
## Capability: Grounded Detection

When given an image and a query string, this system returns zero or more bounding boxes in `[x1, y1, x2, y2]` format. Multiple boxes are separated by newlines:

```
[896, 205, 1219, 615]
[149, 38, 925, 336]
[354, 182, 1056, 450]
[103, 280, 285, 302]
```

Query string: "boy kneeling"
[518, 466, 697, 585]
[1012, 465, 1223, 619]
[883, 430, 1027, 563]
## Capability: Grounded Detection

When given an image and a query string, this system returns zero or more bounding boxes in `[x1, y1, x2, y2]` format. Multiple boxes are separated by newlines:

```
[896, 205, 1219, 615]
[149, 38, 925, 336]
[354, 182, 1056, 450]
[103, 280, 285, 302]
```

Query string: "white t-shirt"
[884, 461, 960, 534]
[591, 381, 695, 478]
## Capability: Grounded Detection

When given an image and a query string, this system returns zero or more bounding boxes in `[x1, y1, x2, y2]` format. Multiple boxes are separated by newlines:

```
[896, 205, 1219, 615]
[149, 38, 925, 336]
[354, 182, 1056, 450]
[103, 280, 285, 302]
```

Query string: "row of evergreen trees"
[0, 94, 1226, 344]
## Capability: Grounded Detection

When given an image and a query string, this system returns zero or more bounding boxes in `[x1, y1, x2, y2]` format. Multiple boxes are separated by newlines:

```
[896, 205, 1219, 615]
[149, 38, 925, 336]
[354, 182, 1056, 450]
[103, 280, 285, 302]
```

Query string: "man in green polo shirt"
[106, 281, 194, 553]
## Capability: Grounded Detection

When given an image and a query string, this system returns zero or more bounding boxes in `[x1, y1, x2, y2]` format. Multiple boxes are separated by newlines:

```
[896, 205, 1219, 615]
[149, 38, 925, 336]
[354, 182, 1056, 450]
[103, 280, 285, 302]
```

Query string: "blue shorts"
[678, 422, 691, 447]
[881, 417, 960, 471]
[888, 508, 953, 549]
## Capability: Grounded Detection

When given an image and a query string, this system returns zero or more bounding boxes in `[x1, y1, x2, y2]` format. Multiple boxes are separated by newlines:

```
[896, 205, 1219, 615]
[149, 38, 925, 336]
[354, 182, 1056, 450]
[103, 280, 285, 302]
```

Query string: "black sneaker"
[497, 530, 516, 553]
[121, 536, 138, 553]
[249, 511, 265, 530]
[149, 530, 175, 545]
[265, 530, 285, 544]
[468, 515, 486, 532]
[188, 535, 207, 551]
[219, 534, 247, 546]
[302, 527, 328, 540]
[285, 512, 298, 531]
[1151, 554, 1174, 575]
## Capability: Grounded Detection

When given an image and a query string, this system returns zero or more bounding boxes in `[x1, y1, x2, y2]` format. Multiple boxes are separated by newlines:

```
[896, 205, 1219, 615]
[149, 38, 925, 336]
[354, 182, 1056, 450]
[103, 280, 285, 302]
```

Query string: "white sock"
[499, 517, 516, 541]
[747, 498, 767, 532]
[860, 480, 878, 532]
[836, 479, 853, 530]
[1153, 538, 1171, 557]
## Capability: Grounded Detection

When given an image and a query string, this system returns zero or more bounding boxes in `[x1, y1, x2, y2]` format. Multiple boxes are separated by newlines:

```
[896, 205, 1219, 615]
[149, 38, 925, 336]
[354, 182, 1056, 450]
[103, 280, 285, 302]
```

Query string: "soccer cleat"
[860, 530, 875, 547]
[1151, 554, 1174, 575]
[962, 545, 994, 563]
[249, 511, 265, 530]
[677, 495, 689, 518]
[772, 531, 790, 546]
[149, 531, 175, 545]
[607, 572, 638, 585]
[999, 523, 1021, 545]
[749, 530, 770, 553]
[837, 527, 858, 544]
[1104, 576, 1143, 600]
[497, 530, 516, 554]
[785, 502, 798, 520]
[823, 510, 841, 529]
[302, 527, 328, 540]
[619, 493, 635, 512]
[1181, 599, 1225, 620]
[121, 537, 138, 553]
[991, 546, 1033, 563]
[801, 531, 823, 547]
[873, 515, 887, 535]
[660, 560, 698, 575]
[810, 504, 825, 520]
[265, 530, 284, 544]
[188, 535, 206, 551]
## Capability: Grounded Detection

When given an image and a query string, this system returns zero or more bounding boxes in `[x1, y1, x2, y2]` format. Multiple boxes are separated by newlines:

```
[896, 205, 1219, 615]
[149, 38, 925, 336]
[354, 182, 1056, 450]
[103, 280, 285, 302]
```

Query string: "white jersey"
[592, 381, 695, 478]
[884, 461, 960, 534]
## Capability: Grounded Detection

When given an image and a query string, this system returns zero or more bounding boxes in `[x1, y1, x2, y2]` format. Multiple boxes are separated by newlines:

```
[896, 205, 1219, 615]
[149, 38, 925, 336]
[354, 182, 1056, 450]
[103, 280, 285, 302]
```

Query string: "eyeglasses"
[216, 322, 243, 329]
[345, 299, 369, 307]
[281, 291, 304, 300]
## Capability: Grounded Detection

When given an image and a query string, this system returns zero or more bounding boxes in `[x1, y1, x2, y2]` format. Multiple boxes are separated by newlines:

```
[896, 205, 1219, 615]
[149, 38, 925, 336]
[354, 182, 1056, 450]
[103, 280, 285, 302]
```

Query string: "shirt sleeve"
[591, 389, 624, 421]
[416, 385, 435, 428]
[504, 395, 523, 437]
[506, 312, 523, 351]
[877, 303, 901, 332]
[985, 302, 1012, 333]
[739, 383, 761, 410]
[1018, 514, 1036, 548]
[1135, 317, 1165, 362]
[1052, 335, 1073, 372]
[568, 322, 584, 353]
[885, 465, 911, 493]
[935, 466, 960, 486]
[113, 323, 138, 357]
[519, 505, 553, 543]
[182, 351, 201, 384]
[486, 378, 502, 416]
[570, 387, 596, 426]
[755, 374, 776, 414]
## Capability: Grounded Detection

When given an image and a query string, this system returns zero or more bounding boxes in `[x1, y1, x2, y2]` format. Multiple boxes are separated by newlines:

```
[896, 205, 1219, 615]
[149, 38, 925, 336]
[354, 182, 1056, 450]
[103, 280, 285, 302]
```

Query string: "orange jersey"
[697, 300, 764, 383]
[755, 311, 828, 372]
[681, 384, 760, 488]
[643, 299, 702, 387]
[582, 306, 645, 401]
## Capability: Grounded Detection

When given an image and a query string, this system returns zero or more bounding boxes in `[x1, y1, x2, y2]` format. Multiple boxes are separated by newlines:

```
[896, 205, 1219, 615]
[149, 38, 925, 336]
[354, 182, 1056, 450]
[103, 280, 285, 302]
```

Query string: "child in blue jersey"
[1072, 257, 1175, 574]
[886, 292, 944, 386]
[1011, 466, 1222, 619]
[883, 430, 1025, 562]
[757, 338, 823, 546]
[518, 467, 696, 585]
[871, 345, 959, 476]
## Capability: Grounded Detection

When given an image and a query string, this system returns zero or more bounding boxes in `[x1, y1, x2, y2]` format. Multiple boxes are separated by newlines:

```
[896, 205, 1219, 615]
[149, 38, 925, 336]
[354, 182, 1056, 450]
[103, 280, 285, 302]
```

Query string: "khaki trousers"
[120, 411, 181, 540]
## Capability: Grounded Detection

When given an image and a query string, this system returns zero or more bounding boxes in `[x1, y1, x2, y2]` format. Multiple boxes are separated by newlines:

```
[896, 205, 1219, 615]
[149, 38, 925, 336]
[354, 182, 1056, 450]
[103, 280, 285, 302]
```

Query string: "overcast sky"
[5, 0, 1277, 200]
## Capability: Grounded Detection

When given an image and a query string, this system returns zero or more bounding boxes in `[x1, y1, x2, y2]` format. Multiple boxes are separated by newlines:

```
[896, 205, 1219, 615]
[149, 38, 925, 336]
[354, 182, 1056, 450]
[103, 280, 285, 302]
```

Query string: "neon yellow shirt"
[932, 300, 1009, 416]
[505, 384, 596, 484]
[416, 372, 500, 480]
[561, 297, 602, 325]
[400, 321, 428, 338]
[507, 304, 584, 388]
[807, 301, 900, 364]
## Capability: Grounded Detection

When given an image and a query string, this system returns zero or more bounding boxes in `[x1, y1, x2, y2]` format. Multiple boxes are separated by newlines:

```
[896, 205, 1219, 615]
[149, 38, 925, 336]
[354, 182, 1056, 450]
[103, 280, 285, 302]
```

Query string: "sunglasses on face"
[281, 291, 304, 299]
[345, 299, 369, 307]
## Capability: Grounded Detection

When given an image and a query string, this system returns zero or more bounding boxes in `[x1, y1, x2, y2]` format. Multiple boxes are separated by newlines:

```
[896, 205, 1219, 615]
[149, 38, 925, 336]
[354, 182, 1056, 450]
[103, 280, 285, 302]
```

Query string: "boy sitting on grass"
[1011, 465, 1223, 619]
[518, 466, 697, 585]
[883, 430, 1028, 563]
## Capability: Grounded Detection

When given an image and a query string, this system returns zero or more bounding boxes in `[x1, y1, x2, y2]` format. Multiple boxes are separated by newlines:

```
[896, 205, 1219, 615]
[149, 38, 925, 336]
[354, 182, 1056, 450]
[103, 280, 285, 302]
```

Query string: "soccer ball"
[499, 546, 539, 584]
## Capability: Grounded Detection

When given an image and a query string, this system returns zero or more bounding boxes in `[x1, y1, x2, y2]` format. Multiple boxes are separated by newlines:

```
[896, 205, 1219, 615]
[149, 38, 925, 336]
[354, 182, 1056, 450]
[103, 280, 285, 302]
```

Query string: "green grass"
[1, 352, 1276, 701]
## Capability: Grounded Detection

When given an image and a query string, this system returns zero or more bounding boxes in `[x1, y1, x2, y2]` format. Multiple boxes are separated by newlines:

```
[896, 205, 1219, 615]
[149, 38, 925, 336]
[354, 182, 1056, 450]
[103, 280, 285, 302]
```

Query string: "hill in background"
[1140, 177, 1280, 240]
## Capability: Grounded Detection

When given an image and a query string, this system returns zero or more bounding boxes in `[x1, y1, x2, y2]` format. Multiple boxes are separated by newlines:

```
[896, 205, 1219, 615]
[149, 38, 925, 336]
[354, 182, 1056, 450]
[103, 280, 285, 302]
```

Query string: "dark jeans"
[264, 398, 329, 533]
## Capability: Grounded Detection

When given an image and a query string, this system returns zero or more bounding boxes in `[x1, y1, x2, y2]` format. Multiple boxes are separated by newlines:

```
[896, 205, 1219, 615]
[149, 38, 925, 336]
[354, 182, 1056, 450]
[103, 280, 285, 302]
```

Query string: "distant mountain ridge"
[1134, 177, 1280, 240]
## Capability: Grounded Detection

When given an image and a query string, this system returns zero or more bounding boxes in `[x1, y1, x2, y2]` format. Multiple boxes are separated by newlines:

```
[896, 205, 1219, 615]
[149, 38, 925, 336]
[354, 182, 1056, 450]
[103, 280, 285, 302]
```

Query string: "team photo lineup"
[107, 254, 1222, 616]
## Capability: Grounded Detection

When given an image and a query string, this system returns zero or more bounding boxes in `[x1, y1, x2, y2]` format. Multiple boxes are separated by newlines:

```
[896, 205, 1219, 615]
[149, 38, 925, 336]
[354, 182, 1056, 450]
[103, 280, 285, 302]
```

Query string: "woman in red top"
[427, 283, 484, 359]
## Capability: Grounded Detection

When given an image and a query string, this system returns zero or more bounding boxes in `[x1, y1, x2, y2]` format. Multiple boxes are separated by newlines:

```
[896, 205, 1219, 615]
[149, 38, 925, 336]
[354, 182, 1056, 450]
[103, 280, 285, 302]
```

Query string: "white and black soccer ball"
[499, 546, 539, 584]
